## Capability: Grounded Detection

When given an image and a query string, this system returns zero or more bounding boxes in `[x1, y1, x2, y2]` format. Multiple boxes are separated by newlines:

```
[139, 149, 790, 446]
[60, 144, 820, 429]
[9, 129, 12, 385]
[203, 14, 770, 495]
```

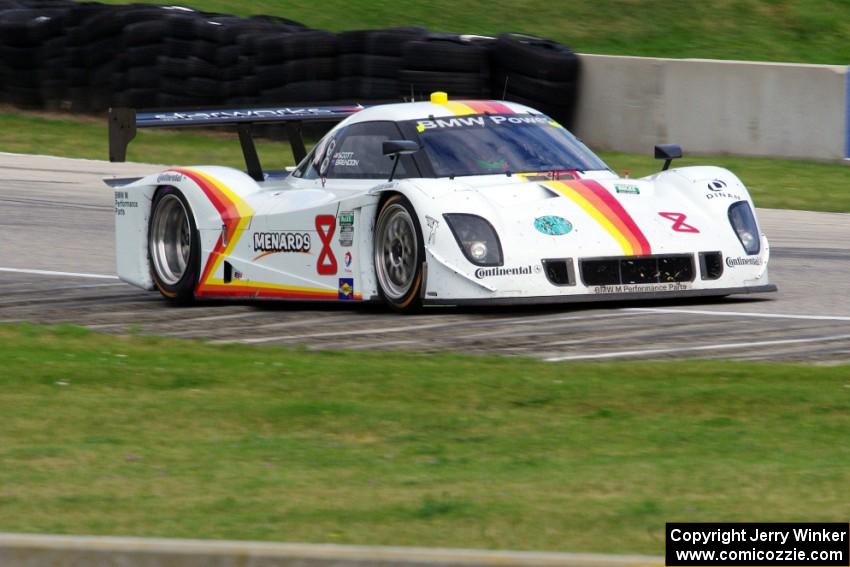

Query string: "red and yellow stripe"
[171, 168, 360, 300]
[436, 99, 516, 116]
[544, 179, 652, 256]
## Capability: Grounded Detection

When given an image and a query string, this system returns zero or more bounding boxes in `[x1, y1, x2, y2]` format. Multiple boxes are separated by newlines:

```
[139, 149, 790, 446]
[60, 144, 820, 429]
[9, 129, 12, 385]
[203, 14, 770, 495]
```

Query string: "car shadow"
[187, 293, 775, 317]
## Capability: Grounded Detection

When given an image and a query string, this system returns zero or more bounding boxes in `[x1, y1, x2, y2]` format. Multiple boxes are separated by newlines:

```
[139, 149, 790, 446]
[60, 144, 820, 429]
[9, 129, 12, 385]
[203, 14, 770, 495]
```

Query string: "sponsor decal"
[659, 211, 700, 233]
[150, 106, 363, 123]
[114, 190, 138, 216]
[319, 137, 336, 177]
[156, 172, 184, 184]
[706, 179, 741, 200]
[592, 282, 691, 294]
[315, 214, 337, 275]
[615, 184, 640, 195]
[726, 256, 763, 267]
[534, 215, 572, 236]
[344, 251, 352, 269]
[338, 210, 354, 247]
[252, 232, 311, 260]
[416, 114, 550, 132]
[338, 278, 354, 300]
[475, 265, 541, 279]
[233, 269, 244, 281]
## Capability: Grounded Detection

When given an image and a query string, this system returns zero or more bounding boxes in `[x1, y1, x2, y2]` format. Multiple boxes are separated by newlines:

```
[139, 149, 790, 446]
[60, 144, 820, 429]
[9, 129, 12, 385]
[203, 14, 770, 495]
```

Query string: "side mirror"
[655, 144, 683, 171]
[382, 140, 420, 181]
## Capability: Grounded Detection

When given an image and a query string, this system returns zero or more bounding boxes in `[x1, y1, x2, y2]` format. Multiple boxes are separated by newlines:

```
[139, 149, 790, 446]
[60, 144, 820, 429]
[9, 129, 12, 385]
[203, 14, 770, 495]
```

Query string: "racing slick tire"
[148, 186, 200, 305]
[374, 194, 425, 313]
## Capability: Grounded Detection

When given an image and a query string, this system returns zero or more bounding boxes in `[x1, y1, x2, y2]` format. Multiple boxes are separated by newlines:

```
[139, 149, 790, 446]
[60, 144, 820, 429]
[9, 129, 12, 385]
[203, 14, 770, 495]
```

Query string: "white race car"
[108, 92, 776, 312]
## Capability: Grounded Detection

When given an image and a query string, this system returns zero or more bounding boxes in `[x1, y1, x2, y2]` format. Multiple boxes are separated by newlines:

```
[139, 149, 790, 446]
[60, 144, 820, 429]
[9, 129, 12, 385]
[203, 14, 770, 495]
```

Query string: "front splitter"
[424, 284, 778, 306]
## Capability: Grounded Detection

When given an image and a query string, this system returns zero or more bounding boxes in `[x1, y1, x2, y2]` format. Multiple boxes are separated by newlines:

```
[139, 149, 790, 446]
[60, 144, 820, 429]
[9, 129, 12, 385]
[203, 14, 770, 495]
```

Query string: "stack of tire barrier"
[491, 33, 580, 127]
[337, 27, 426, 103]
[0, 1, 72, 109]
[400, 34, 493, 101]
[0, 2, 581, 127]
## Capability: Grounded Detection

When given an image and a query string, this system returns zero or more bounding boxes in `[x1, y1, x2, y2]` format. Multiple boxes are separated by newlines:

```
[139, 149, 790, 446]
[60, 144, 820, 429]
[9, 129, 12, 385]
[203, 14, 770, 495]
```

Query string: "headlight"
[728, 201, 760, 255]
[443, 214, 503, 266]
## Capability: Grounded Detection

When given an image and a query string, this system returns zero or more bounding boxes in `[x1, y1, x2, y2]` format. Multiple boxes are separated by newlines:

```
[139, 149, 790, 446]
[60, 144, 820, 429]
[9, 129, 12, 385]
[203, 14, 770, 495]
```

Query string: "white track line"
[626, 307, 850, 322]
[225, 311, 641, 345]
[0, 267, 119, 280]
[544, 333, 850, 362]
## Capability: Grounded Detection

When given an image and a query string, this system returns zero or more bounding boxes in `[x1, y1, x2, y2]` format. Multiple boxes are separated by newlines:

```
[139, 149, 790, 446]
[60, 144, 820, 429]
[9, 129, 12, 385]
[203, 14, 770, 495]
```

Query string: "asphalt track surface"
[1, 152, 849, 362]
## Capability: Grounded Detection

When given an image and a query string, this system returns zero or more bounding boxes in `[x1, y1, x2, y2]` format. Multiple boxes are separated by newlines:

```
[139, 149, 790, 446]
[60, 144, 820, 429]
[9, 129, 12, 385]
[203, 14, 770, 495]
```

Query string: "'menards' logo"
[252, 232, 311, 253]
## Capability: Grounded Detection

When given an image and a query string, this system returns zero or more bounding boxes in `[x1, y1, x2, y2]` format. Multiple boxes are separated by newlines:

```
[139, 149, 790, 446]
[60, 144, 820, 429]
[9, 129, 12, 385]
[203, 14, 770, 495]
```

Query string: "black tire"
[279, 30, 338, 59]
[494, 70, 577, 106]
[123, 67, 159, 89]
[215, 44, 240, 67]
[260, 80, 337, 103]
[338, 76, 400, 101]
[373, 194, 425, 313]
[339, 54, 402, 79]
[123, 20, 166, 46]
[398, 69, 490, 99]
[124, 44, 164, 67]
[365, 28, 427, 56]
[500, 90, 577, 128]
[494, 33, 578, 82]
[402, 38, 491, 73]
[281, 56, 337, 81]
[338, 27, 425, 55]
[158, 55, 220, 79]
[149, 186, 200, 305]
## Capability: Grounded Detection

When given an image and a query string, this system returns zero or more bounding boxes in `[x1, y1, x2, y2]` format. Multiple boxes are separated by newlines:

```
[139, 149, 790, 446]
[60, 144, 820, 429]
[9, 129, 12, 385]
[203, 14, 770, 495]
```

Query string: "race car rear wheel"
[148, 187, 199, 304]
[374, 194, 424, 313]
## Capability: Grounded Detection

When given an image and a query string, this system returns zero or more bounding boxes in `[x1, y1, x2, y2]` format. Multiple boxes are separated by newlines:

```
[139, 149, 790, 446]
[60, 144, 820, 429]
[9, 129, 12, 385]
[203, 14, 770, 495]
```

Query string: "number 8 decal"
[315, 215, 337, 275]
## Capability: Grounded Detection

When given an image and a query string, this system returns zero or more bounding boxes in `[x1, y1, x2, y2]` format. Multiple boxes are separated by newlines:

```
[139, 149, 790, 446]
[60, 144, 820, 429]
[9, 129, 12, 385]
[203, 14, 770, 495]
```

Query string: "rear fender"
[111, 166, 262, 290]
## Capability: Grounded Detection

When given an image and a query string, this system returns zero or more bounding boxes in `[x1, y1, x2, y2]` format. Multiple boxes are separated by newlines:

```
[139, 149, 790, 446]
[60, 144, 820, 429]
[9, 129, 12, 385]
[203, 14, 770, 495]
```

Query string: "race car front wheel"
[148, 187, 200, 304]
[374, 194, 424, 313]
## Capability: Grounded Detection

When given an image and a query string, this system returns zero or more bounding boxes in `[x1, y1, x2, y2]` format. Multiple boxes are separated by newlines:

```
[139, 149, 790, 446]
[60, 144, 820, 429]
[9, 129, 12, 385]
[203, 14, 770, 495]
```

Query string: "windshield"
[402, 114, 609, 177]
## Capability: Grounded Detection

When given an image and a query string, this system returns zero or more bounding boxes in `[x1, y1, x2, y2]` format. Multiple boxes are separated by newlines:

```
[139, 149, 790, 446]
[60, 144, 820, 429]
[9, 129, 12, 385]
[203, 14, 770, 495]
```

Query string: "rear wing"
[108, 105, 364, 181]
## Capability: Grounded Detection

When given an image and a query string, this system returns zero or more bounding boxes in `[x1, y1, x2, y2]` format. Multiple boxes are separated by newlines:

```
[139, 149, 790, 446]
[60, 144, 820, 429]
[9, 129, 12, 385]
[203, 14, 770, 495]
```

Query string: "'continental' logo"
[253, 232, 311, 253]
[475, 265, 539, 279]
[726, 256, 762, 267]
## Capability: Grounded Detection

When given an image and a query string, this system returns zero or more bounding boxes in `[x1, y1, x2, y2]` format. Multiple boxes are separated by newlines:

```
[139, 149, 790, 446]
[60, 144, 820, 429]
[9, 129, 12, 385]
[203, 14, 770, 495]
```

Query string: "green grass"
[3, 109, 848, 212]
[0, 108, 294, 169]
[1, 323, 849, 553]
[98, 0, 850, 64]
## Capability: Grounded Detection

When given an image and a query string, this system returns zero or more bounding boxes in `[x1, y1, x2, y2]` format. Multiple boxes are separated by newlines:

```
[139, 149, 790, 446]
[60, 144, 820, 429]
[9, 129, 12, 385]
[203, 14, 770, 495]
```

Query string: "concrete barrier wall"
[573, 54, 849, 161]
[0, 533, 663, 567]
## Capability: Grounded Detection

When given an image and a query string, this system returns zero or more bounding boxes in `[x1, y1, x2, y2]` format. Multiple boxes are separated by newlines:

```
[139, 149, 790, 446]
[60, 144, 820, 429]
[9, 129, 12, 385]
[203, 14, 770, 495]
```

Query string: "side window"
[294, 122, 416, 180]
[294, 132, 334, 180]
[326, 122, 413, 179]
